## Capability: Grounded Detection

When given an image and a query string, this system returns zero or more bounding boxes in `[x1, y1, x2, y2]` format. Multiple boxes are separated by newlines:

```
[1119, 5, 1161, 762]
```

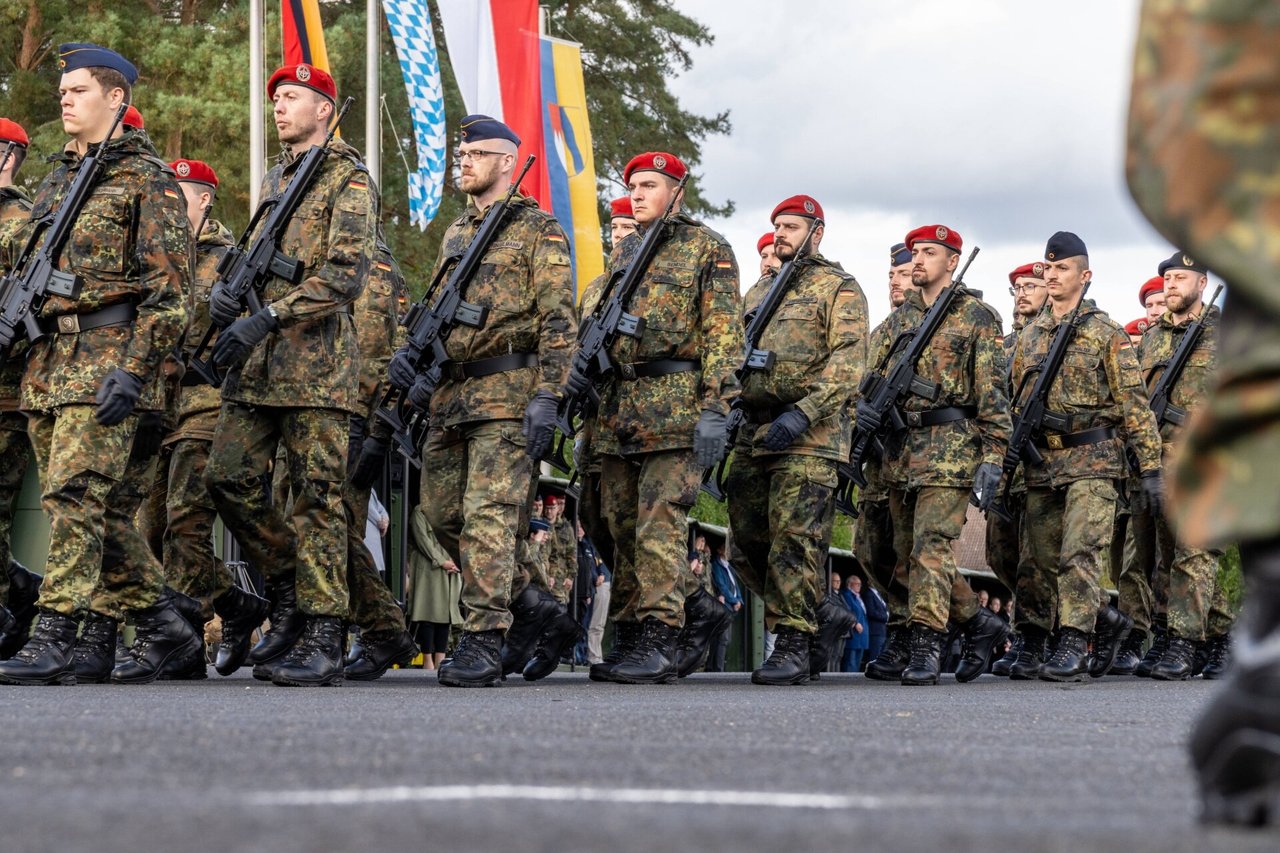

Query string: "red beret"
[0, 118, 30, 148]
[609, 196, 634, 220]
[623, 151, 687, 184]
[268, 63, 337, 103]
[905, 224, 962, 253]
[1124, 318, 1149, 336]
[1139, 275, 1164, 306]
[757, 232, 775, 255]
[1008, 262, 1045, 287]
[123, 105, 144, 130]
[169, 158, 218, 189]
[544, 494, 563, 506]
[771, 194, 824, 223]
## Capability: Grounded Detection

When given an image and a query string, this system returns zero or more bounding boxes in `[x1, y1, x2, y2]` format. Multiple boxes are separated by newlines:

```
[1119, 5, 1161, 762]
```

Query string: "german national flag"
[281, 0, 332, 69]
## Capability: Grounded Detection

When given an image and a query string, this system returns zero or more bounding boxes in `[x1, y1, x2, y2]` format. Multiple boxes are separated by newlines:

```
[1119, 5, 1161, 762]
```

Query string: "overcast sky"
[666, 0, 1190, 330]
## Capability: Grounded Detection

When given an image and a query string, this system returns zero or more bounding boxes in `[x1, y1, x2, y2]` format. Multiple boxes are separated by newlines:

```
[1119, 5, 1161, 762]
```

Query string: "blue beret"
[529, 517, 550, 534]
[58, 43, 138, 85]
[890, 242, 912, 267]
[687, 550, 700, 561]
[459, 114, 520, 147]
[1157, 251, 1207, 277]
[1045, 231, 1088, 262]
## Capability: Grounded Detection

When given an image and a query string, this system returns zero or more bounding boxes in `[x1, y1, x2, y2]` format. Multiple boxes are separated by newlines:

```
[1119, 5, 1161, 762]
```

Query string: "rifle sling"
[901, 405, 976, 428]
[443, 352, 538, 382]
[1033, 425, 1116, 451]
[50, 302, 137, 335]
[616, 358, 700, 381]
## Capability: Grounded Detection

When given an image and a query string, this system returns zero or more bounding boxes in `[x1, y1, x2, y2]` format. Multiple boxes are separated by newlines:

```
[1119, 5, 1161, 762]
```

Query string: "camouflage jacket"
[0, 187, 34, 412]
[855, 315, 902, 498]
[1139, 303, 1219, 450]
[425, 195, 576, 428]
[1010, 298, 1162, 487]
[594, 213, 744, 456]
[738, 255, 868, 461]
[999, 318, 1031, 494]
[571, 273, 608, 470]
[549, 516, 577, 584]
[222, 139, 375, 414]
[355, 241, 407, 418]
[172, 218, 235, 435]
[19, 130, 189, 413]
[877, 286, 1010, 490]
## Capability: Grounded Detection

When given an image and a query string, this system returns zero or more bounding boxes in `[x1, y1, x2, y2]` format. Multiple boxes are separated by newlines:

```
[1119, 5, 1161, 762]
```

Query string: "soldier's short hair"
[5, 146, 25, 175]
[87, 67, 132, 105]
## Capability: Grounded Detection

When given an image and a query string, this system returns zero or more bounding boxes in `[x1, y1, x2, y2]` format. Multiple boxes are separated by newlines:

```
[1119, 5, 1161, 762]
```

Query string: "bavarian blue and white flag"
[384, 0, 446, 230]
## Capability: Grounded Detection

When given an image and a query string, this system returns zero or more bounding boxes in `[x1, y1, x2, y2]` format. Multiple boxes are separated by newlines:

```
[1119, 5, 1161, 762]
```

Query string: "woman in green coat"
[407, 506, 462, 670]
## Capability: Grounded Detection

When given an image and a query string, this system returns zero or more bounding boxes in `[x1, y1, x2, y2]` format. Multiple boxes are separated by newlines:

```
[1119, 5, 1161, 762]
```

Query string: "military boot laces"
[344, 630, 419, 682]
[70, 611, 120, 684]
[1201, 635, 1231, 680]
[866, 627, 911, 681]
[992, 633, 1023, 677]
[246, 576, 307, 666]
[271, 616, 345, 687]
[1089, 605, 1133, 678]
[956, 609, 1010, 683]
[1009, 629, 1048, 680]
[1151, 635, 1198, 681]
[438, 630, 504, 688]
[111, 595, 204, 684]
[608, 617, 679, 685]
[0, 605, 17, 658]
[590, 621, 641, 682]
[1136, 625, 1168, 678]
[0, 610, 79, 685]
[1039, 627, 1090, 682]
[213, 584, 271, 676]
[751, 627, 812, 686]
[1110, 630, 1146, 676]
[901, 623, 946, 686]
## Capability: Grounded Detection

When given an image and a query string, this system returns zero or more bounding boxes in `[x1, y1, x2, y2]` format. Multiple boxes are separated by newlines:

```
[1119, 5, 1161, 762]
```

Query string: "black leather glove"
[694, 409, 728, 469]
[762, 409, 810, 452]
[563, 367, 592, 398]
[969, 461, 1003, 511]
[1140, 469, 1165, 517]
[522, 391, 560, 460]
[350, 436, 389, 490]
[854, 400, 882, 435]
[388, 346, 418, 391]
[212, 308, 277, 368]
[208, 281, 242, 328]
[94, 368, 145, 426]
[408, 374, 434, 410]
[133, 411, 166, 459]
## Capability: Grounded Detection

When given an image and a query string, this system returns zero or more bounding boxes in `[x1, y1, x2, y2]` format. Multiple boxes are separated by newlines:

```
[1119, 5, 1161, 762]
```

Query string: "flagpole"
[366, 0, 380, 188]
[249, 0, 264, 209]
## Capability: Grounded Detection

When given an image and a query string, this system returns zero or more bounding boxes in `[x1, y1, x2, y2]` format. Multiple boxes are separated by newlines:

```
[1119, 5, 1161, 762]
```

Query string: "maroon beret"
[609, 196, 634, 220]
[268, 63, 337, 103]
[169, 158, 218, 189]
[122, 105, 144, 130]
[1139, 276, 1164, 306]
[623, 151, 687, 184]
[905, 224, 962, 253]
[757, 232, 775, 255]
[1008, 262, 1045, 286]
[0, 118, 29, 147]
[770, 194, 824, 223]
[1125, 318, 1150, 336]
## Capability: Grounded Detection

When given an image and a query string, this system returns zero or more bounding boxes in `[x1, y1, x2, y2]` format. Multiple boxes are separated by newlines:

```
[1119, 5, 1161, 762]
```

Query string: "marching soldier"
[0, 44, 199, 686]
[204, 62, 377, 687]
[1007, 232, 1161, 682]
[724, 194, 868, 685]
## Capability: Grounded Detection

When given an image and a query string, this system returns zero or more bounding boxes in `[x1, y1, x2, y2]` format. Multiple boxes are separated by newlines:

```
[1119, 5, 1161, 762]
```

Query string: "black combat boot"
[501, 586, 559, 676]
[0, 610, 80, 685]
[901, 622, 947, 686]
[270, 616, 346, 687]
[1039, 626, 1090, 682]
[866, 626, 911, 681]
[1151, 634, 1197, 681]
[992, 633, 1022, 677]
[676, 587, 731, 678]
[344, 631, 364, 667]
[246, 574, 308, 667]
[1189, 539, 1280, 826]
[608, 617, 679, 685]
[438, 629, 504, 687]
[160, 588, 210, 681]
[0, 560, 43, 659]
[589, 621, 641, 682]
[1201, 634, 1231, 680]
[752, 627, 812, 686]
[70, 610, 120, 684]
[344, 629, 418, 681]
[810, 595, 857, 678]
[1089, 604, 1134, 677]
[111, 592, 204, 684]
[1136, 624, 1168, 678]
[212, 583, 270, 676]
[524, 604, 584, 682]
[1110, 630, 1146, 676]
[1009, 626, 1049, 680]
[955, 608, 1011, 683]
[0, 606, 17, 659]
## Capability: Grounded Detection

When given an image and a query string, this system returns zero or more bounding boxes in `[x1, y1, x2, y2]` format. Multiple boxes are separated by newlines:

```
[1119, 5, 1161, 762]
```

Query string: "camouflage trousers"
[984, 493, 1022, 610]
[26, 405, 164, 617]
[137, 440, 171, 563]
[421, 420, 536, 634]
[206, 403, 349, 618]
[599, 449, 702, 629]
[161, 436, 224, 620]
[578, 467, 621, 611]
[0, 413, 31, 601]
[1021, 479, 1116, 635]
[854, 495, 901, 625]
[888, 486, 978, 633]
[345, 480, 407, 639]
[726, 451, 837, 634]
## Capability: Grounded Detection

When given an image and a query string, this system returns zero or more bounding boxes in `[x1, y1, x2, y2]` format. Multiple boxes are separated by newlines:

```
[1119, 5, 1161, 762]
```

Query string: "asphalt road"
[0, 669, 1273, 853]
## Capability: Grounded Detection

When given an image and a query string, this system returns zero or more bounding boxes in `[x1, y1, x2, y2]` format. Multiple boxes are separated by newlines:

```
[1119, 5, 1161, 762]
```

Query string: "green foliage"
[1218, 544, 1243, 613]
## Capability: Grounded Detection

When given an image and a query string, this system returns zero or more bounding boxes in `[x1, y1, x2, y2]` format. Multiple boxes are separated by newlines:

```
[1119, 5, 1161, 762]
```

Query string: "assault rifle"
[1147, 283, 1223, 429]
[0, 104, 128, 351]
[833, 246, 980, 515]
[700, 217, 820, 501]
[185, 97, 354, 386]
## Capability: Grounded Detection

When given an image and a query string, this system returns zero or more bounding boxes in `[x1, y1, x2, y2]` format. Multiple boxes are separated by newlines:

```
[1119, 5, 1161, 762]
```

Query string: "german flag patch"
[163, 188, 180, 201]
[375, 261, 392, 272]
[714, 260, 733, 270]
[545, 233, 565, 243]
[348, 178, 368, 191]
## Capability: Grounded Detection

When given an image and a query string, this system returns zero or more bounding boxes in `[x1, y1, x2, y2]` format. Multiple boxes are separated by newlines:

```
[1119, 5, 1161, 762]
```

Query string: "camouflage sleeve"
[972, 309, 1012, 468]
[698, 240, 744, 414]
[532, 218, 577, 396]
[796, 277, 868, 425]
[122, 169, 190, 380]
[271, 172, 375, 324]
[1109, 327, 1162, 473]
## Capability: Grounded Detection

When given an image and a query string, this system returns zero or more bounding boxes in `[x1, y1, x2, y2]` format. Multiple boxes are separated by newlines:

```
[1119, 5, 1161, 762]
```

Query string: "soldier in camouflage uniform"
[724, 194, 867, 686]
[862, 224, 1011, 686]
[383, 115, 576, 687]
[543, 495, 575, 605]
[1007, 232, 1161, 682]
[0, 44, 202, 686]
[204, 63, 376, 687]
[578, 151, 743, 685]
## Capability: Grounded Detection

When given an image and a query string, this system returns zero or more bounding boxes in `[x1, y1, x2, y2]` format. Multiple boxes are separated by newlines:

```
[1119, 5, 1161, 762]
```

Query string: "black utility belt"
[51, 303, 138, 335]
[1034, 425, 1117, 451]
[902, 405, 976, 428]
[443, 352, 538, 382]
[616, 358, 700, 381]
[747, 402, 799, 423]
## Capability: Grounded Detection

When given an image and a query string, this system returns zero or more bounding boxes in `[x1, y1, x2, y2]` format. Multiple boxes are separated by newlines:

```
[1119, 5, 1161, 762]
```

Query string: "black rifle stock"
[0, 104, 128, 352]
[184, 97, 354, 387]
[700, 217, 820, 501]
[1147, 283, 1223, 430]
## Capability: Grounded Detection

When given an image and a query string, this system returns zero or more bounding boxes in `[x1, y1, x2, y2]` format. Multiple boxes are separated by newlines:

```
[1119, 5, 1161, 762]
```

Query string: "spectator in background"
[584, 523, 612, 664]
[532, 493, 544, 519]
[407, 506, 462, 670]
[863, 579, 889, 663]
[826, 572, 848, 671]
[365, 490, 390, 576]
[991, 596, 1008, 622]
[708, 542, 742, 672]
[572, 521, 596, 664]
[842, 575, 869, 673]
[977, 589, 989, 610]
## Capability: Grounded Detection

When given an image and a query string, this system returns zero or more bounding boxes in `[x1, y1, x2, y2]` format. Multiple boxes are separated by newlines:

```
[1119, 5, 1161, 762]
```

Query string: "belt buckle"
[57, 315, 80, 334]
[1046, 434, 1064, 450]
[619, 363, 637, 381]
[906, 411, 922, 427]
